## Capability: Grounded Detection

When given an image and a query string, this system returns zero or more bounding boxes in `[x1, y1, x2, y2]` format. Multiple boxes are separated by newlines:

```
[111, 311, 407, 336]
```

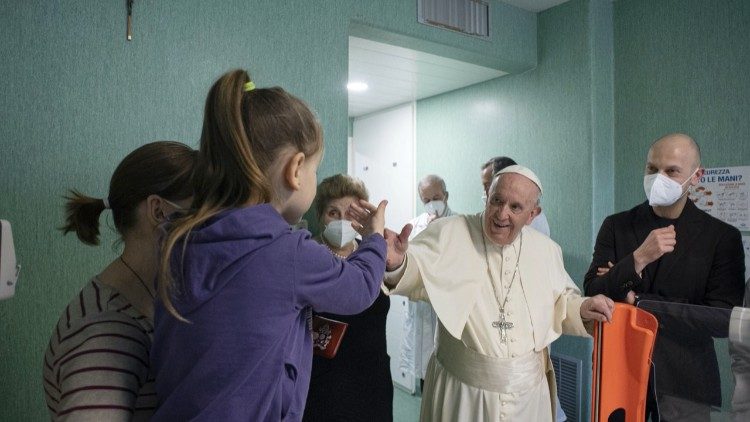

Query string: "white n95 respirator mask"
[323, 220, 358, 248]
[643, 169, 697, 207]
[424, 200, 446, 217]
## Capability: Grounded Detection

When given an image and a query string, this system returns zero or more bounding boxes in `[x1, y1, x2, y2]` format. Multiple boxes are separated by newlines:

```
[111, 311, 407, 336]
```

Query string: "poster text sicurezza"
[692, 166, 749, 232]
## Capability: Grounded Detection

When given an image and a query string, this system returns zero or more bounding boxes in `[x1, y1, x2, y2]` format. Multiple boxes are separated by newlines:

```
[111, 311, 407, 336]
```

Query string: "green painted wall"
[0, 1, 536, 419]
[415, 0, 613, 419]
[415, 0, 749, 418]
[614, 0, 750, 210]
[5, 0, 747, 419]
[589, 0, 615, 242]
[613, 0, 750, 411]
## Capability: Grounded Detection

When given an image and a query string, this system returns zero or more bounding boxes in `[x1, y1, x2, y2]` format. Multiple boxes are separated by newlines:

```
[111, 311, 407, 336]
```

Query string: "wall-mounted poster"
[692, 166, 749, 231]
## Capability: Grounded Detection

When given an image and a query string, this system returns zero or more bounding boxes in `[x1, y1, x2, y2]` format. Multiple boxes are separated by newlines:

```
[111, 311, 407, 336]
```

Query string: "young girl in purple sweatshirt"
[151, 70, 389, 421]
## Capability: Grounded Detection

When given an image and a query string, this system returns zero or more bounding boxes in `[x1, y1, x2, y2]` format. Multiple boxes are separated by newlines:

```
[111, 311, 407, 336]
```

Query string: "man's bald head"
[644, 132, 704, 212]
[649, 133, 701, 169]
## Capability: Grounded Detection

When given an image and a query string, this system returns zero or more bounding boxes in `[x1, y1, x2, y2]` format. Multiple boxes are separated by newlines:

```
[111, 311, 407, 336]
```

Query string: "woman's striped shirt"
[43, 278, 156, 421]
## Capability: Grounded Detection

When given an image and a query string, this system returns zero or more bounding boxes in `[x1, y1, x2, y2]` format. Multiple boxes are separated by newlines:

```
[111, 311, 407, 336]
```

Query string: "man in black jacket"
[584, 133, 745, 421]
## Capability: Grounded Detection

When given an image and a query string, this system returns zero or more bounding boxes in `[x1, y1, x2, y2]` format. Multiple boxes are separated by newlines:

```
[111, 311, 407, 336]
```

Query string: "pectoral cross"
[492, 308, 514, 342]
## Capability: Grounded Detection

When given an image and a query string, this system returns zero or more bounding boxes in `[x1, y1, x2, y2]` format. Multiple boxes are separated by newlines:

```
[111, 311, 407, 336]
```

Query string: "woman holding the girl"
[44, 141, 195, 421]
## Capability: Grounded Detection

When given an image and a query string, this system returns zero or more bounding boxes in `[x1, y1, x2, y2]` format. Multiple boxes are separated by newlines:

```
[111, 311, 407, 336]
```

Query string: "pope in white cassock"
[361, 165, 614, 421]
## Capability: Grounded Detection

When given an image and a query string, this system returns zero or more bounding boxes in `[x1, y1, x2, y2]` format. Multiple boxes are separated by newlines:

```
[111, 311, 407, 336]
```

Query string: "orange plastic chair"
[592, 303, 658, 422]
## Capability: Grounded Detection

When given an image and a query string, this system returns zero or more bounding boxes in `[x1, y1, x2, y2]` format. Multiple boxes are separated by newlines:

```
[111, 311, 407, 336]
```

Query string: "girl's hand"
[347, 199, 387, 237]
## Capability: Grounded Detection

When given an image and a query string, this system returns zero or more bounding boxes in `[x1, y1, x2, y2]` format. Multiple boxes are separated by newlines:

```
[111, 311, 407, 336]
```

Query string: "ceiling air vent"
[418, 0, 490, 39]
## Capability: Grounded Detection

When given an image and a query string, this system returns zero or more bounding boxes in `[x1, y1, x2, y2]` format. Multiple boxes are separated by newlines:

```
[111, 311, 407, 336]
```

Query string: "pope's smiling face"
[483, 173, 541, 246]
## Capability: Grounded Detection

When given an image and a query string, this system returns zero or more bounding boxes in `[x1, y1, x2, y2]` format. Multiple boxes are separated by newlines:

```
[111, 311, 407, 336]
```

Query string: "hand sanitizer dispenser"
[0, 220, 20, 300]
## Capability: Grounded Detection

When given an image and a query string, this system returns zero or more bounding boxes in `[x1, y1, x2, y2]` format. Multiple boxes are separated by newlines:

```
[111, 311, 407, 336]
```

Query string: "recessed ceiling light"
[347, 81, 368, 92]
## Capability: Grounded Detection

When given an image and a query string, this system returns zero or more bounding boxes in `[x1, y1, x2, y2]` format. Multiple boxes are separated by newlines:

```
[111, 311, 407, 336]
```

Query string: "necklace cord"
[119, 256, 155, 300]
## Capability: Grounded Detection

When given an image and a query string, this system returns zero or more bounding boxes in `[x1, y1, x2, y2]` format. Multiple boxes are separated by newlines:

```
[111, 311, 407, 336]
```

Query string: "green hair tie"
[243, 81, 256, 92]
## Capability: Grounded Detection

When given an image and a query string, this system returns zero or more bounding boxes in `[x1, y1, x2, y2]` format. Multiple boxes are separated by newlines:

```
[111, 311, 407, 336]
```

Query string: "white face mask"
[323, 219, 358, 248]
[424, 200, 446, 217]
[643, 168, 698, 207]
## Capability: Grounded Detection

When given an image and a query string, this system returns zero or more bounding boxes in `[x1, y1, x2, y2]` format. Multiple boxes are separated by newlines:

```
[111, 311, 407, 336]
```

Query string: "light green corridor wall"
[8, 0, 746, 419]
[613, 0, 750, 410]
[0, 1, 536, 419]
[415, 0, 612, 419]
[614, 0, 750, 210]
[416, 0, 749, 417]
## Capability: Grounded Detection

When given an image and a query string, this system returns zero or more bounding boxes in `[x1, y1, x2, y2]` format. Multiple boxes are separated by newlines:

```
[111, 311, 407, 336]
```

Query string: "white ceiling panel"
[348, 36, 507, 118]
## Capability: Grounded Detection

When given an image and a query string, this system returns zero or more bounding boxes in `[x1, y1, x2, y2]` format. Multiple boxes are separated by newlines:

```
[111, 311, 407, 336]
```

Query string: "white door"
[351, 103, 416, 393]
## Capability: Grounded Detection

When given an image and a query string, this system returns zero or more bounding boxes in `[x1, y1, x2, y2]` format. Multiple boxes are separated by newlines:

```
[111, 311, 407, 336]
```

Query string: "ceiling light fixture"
[347, 81, 369, 92]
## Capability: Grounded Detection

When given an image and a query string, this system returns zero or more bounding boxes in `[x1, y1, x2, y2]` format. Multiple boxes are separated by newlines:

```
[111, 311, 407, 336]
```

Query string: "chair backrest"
[592, 303, 658, 422]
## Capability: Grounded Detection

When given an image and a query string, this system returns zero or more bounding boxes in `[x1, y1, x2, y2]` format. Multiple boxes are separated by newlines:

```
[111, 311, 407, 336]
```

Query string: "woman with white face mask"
[303, 174, 393, 422]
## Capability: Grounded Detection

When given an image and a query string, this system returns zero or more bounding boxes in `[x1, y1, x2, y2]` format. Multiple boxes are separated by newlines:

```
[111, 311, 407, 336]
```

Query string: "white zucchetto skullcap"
[496, 164, 543, 196]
